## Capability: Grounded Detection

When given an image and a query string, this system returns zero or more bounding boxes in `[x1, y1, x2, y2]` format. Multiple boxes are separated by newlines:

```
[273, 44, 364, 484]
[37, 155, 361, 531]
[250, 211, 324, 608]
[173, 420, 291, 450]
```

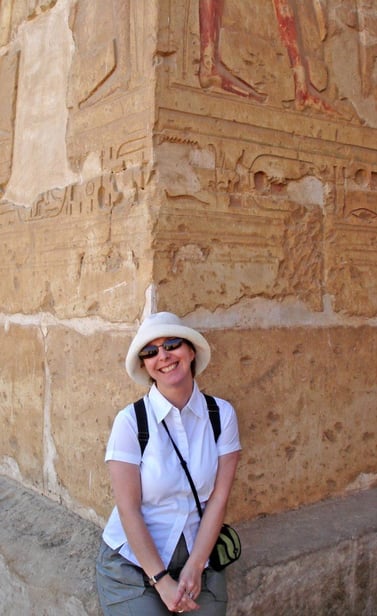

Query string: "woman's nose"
[158, 346, 170, 358]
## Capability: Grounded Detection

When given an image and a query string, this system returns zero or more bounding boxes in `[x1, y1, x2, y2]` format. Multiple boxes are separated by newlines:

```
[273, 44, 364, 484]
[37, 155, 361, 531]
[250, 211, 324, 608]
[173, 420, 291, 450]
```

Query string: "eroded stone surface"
[0, 475, 100, 615]
[46, 326, 144, 518]
[0, 325, 44, 487]
[1, 476, 377, 616]
[0, 0, 377, 531]
[200, 325, 377, 520]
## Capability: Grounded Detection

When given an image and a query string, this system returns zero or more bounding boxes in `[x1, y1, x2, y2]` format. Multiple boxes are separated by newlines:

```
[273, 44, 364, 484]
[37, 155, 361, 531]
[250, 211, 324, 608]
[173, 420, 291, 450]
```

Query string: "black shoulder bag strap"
[162, 420, 204, 520]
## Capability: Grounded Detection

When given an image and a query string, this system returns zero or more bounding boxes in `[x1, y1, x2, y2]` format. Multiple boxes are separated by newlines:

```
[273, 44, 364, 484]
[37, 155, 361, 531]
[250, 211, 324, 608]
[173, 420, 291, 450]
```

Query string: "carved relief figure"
[1, 0, 77, 207]
[198, 0, 336, 113]
[198, 0, 267, 100]
[0, 1, 57, 191]
[272, 0, 336, 113]
[354, 0, 377, 99]
[69, 0, 145, 109]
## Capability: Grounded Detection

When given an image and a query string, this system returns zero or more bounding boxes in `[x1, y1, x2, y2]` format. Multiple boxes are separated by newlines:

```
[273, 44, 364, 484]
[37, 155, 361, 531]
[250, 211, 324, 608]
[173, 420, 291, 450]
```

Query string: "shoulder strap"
[162, 420, 203, 519]
[134, 393, 221, 455]
[203, 394, 221, 443]
[134, 398, 149, 456]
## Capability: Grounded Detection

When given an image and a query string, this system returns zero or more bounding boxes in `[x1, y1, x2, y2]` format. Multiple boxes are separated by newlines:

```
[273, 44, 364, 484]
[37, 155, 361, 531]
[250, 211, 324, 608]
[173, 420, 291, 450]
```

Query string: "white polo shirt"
[102, 382, 241, 568]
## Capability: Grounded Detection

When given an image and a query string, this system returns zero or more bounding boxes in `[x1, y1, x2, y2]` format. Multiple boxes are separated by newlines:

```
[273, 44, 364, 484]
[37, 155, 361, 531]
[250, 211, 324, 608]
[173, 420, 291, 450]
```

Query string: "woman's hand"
[175, 559, 203, 605]
[156, 574, 199, 612]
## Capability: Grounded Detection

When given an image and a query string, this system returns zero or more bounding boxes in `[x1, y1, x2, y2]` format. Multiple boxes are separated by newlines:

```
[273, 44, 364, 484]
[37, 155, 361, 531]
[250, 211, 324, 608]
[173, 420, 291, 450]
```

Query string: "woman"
[96, 312, 241, 615]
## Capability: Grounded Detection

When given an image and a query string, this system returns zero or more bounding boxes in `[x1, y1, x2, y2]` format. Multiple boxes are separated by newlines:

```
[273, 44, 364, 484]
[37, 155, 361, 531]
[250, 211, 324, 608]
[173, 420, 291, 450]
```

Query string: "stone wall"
[1, 0, 377, 528]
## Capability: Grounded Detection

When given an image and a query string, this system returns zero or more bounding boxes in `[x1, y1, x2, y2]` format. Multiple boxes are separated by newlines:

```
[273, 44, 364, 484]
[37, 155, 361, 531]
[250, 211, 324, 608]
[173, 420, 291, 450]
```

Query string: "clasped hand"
[157, 564, 201, 613]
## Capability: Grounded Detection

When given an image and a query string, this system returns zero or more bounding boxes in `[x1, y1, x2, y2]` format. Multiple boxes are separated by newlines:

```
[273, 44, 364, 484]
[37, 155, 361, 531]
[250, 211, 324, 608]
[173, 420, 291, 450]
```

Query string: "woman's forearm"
[187, 450, 240, 570]
[188, 496, 227, 570]
[117, 506, 165, 578]
[108, 460, 165, 579]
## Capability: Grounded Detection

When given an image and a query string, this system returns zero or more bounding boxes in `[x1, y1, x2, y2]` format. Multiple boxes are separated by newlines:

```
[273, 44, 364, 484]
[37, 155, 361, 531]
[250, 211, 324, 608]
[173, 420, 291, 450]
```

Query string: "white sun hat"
[125, 312, 211, 386]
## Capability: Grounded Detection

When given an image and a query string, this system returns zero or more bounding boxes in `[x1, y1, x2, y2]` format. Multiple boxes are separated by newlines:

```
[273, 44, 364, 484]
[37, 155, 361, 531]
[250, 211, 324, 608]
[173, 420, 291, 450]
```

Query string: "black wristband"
[148, 569, 169, 586]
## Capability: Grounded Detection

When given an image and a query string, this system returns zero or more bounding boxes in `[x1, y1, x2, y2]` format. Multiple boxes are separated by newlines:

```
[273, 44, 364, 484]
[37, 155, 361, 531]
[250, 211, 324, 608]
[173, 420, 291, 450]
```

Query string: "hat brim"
[125, 323, 211, 386]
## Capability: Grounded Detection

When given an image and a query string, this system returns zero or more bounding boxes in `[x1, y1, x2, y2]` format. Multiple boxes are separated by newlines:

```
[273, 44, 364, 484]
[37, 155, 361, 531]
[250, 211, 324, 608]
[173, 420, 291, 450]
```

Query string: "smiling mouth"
[160, 362, 178, 374]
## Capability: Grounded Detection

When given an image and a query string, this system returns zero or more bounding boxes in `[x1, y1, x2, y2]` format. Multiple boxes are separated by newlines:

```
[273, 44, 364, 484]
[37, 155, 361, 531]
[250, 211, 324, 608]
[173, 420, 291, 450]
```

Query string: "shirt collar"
[148, 381, 206, 422]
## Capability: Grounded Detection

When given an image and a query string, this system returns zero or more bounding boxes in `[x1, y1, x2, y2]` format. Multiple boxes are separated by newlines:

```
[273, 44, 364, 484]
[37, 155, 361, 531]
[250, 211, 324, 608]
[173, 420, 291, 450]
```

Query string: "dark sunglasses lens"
[163, 338, 183, 351]
[138, 345, 158, 359]
[138, 338, 184, 360]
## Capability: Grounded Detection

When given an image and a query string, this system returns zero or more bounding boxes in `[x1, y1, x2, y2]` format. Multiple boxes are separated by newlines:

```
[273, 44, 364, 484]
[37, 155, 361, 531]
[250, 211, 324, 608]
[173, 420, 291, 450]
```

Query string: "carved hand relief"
[68, 0, 147, 109]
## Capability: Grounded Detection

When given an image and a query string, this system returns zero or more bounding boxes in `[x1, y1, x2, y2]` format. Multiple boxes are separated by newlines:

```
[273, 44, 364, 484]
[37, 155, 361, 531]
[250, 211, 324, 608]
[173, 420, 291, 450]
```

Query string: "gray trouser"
[96, 535, 227, 615]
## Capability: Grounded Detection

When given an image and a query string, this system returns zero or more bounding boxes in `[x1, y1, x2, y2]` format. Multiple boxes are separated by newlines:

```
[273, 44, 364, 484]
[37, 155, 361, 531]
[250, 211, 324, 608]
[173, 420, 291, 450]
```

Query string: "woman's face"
[141, 337, 196, 390]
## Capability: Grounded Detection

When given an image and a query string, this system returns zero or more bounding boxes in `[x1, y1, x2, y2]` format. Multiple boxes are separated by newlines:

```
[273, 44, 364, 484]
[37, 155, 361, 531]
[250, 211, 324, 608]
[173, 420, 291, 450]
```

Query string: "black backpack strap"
[134, 394, 221, 456]
[203, 394, 221, 443]
[134, 398, 149, 456]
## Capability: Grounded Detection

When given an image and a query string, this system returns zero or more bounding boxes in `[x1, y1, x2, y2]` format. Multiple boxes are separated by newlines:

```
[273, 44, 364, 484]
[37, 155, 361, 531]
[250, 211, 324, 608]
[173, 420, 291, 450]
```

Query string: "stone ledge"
[1, 475, 377, 615]
[0, 475, 101, 615]
[227, 487, 377, 615]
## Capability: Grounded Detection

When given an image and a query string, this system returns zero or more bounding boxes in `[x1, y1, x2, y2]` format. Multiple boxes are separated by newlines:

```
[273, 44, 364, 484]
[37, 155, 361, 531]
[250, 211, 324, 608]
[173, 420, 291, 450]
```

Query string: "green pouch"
[209, 523, 241, 571]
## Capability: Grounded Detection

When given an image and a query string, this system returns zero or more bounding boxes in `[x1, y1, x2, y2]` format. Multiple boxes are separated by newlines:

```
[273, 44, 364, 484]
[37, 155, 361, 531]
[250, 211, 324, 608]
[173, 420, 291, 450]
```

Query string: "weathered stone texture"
[0, 325, 44, 486]
[200, 326, 377, 520]
[1, 0, 377, 538]
[2, 476, 377, 616]
[46, 327, 143, 518]
[154, 0, 377, 317]
[0, 475, 100, 616]
[227, 487, 377, 615]
[0, 198, 155, 321]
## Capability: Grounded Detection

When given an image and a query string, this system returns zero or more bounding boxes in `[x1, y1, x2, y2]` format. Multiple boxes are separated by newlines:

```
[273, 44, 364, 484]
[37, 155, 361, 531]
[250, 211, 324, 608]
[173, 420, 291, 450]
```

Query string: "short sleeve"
[216, 398, 242, 456]
[105, 403, 142, 465]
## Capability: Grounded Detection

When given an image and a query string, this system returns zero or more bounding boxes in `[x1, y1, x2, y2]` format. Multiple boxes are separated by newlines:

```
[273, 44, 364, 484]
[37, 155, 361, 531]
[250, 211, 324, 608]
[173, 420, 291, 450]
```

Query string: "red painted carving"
[198, 0, 267, 101]
[198, 0, 338, 115]
[272, 0, 336, 114]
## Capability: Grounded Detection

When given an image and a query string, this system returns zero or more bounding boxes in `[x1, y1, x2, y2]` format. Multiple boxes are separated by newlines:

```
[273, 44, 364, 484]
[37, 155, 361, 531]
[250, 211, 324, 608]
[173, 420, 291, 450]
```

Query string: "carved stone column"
[1, 0, 377, 523]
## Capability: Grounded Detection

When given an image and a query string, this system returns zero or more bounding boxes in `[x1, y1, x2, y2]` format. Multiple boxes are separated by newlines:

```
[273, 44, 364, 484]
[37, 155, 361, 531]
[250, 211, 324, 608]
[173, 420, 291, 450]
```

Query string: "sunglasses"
[138, 337, 185, 360]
